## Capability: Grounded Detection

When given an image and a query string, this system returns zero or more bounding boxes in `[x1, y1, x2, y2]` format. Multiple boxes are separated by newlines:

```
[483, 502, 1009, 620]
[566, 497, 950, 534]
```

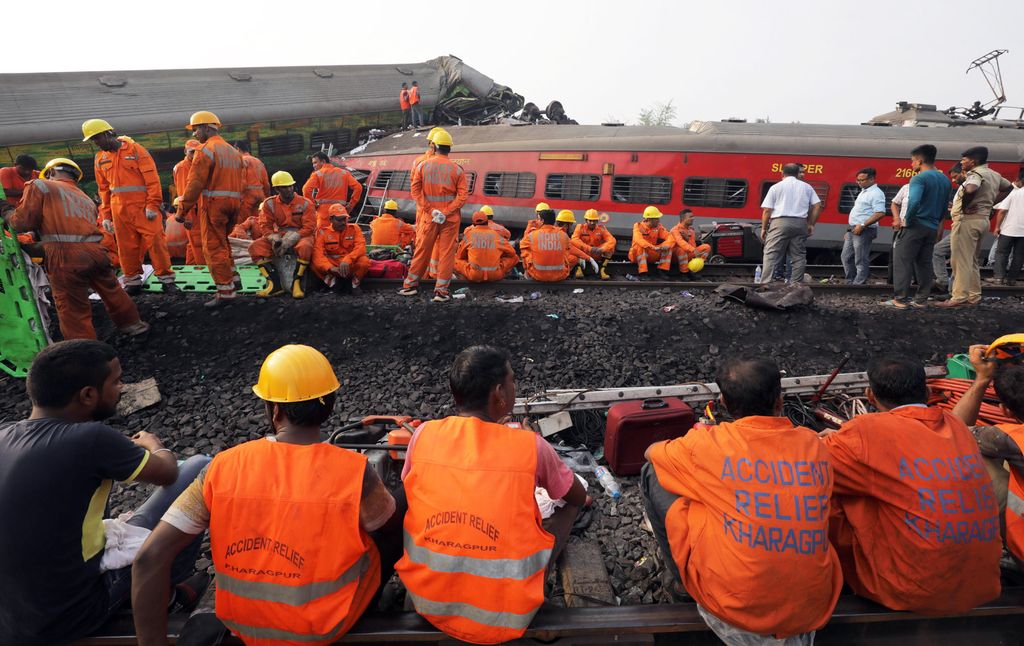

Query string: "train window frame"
[838, 183, 901, 214]
[373, 170, 411, 191]
[760, 180, 829, 207]
[466, 171, 477, 194]
[611, 175, 672, 204]
[310, 128, 352, 152]
[256, 133, 305, 156]
[683, 177, 748, 209]
[544, 173, 602, 201]
[483, 172, 536, 199]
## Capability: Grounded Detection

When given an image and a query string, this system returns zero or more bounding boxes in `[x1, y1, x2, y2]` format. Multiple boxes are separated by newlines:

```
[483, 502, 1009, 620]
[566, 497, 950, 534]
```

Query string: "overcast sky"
[6, 0, 1023, 127]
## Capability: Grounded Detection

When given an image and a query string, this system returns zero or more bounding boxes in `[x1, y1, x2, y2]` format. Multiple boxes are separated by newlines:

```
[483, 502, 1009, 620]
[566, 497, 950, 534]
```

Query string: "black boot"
[256, 261, 284, 297]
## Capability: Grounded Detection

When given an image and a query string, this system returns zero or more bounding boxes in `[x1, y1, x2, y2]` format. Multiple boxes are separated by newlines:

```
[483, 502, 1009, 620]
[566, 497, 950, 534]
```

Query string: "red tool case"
[604, 398, 695, 476]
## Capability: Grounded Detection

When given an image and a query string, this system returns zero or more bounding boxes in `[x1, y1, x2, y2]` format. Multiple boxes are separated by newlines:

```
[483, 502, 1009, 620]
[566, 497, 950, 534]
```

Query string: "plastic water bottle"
[754, 265, 762, 282]
[595, 466, 621, 500]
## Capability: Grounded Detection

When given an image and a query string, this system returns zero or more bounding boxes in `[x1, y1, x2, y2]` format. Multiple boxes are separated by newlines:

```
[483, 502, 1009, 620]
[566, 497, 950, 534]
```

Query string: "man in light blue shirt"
[841, 168, 887, 284]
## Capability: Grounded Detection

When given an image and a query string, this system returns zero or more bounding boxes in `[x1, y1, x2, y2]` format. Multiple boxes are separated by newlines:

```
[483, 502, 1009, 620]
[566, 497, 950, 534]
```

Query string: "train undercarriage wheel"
[708, 255, 726, 264]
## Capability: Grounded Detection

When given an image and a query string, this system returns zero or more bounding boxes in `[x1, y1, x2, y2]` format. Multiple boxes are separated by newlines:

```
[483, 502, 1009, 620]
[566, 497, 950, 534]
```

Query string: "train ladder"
[353, 174, 392, 237]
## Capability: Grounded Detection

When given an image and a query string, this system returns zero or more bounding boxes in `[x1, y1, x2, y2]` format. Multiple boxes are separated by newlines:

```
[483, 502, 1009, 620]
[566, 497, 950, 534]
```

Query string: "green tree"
[637, 100, 678, 126]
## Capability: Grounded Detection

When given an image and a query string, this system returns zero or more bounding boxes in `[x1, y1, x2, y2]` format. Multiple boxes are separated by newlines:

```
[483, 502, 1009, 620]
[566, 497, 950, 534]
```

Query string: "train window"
[838, 183, 901, 214]
[466, 171, 477, 194]
[611, 175, 672, 204]
[374, 170, 411, 191]
[545, 174, 601, 201]
[257, 134, 304, 156]
[483, 172, 536, 198]
[683, 177, 748, 209]
[760, 180, 829, 207]
[310, 129, 352, 152]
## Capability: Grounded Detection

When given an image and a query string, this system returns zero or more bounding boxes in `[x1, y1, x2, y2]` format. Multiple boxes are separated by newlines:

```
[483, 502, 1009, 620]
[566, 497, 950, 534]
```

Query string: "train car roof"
[350, 120, 1024, 162]
[0, 56, 490, 147]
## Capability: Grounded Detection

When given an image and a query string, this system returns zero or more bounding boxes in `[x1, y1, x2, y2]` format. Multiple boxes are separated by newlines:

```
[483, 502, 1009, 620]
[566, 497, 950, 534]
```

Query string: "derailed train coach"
[344, 120, 1024, 255]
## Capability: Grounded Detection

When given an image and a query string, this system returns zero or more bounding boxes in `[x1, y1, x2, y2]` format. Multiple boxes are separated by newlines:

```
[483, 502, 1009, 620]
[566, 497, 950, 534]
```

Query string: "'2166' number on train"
[895, 168, 918, 178]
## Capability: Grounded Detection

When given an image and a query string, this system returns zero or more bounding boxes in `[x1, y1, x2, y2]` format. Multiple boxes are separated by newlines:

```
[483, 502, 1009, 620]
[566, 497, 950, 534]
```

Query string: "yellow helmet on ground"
[40, 158, 83, 182]
[986, 333, 1024, 363]
[252, 345, 340, 402]
[556, 209, 576, 224]
[384, 199, 399, 211]
[643, 206, 663, 219]
[687, 257, 705, 273]
[432, 130, 453, 147]
[81, 118, 114, 142]
[186, 110, 221, 130]
[584, 208, 600, 221]
[535, 202, 550, 213]
[480, 205, 494, 216]
[270, 171, 295, 187]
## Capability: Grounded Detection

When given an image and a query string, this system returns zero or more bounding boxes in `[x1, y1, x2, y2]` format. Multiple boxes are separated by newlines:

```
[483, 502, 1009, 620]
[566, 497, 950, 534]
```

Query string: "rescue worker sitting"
[669, 209, 711, 280]
[630, 206, 673, 279]
[313, 204, 370, 293]
[228, 215, 258, 240]
[555, 210, 601, 278]
[572, 208, 616, 279]
[132, 345, 403, 646]
[513, 202, 548, 253]
[642, 356, 841, 644]
[482, 204, 511, 240]
[397, 345, 587, 645]
[370, 199, 416, 248]
[520, 208, 597, 282]
[455, 210, 519, 282]
[821, 354, 1001, 615]
[250, 171, 316, 299]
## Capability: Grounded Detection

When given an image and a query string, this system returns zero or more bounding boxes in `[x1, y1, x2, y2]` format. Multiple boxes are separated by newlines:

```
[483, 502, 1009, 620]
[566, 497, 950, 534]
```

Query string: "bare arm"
[132, 432, 178, 486]
[760, 208, 772, 239]
[951, 345, 996, 425]
[132, 522, 198, 646]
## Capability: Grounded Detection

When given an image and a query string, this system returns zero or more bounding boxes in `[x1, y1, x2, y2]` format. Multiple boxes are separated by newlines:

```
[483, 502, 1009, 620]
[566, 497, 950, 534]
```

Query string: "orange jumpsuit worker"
[481, 205, 511, 240]
[455, 210, 518, 282]
[176, 110, 244, 308]
[83, 118, 178, 295]
[572, 208, 615, 279]
[235, 140, 271, 227]
[629, 206, 673, 277]
[303, 151, 363, 227]
[172, 140, 205, 264]
[370, 199, 416, 247]
[399, 82, 411, 129]
[0, 154, 39, 208]
[3, 158, 148, 340]
[250, 171, 316, 299]
[822, 356, 1001, 615]
[313, 204, 370, 293]
[398, 130, 468, 302]
[408, 80, 424, 127]
[555, 210, 600, 278]
[520, 209, 596, 282]
[412, 129, 443, 277]
[229, 215, 259, 240]
[669, 208, 711, 278]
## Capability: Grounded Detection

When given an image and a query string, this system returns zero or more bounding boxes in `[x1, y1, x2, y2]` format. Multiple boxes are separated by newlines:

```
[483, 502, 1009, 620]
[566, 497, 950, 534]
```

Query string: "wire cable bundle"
[927, 378, 1015, 426]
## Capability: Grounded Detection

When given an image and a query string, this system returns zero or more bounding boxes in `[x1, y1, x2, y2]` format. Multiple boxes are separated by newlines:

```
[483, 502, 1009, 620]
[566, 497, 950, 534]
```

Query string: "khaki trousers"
[949, 216, 989, 304]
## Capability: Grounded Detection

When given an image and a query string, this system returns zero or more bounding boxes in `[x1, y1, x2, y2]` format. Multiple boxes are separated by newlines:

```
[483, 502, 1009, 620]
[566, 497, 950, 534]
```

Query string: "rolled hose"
[927, 377, 1016, 426]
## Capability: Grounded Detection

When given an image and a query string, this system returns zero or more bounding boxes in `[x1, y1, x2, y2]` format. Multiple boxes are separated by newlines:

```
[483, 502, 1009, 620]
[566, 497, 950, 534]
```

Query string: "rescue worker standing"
[313, 204, 370, 293]
[176, 111, 244, 308]
[235, 140, 271, 228]
[399, 82, 411, 129]
[409, 80, 424, 127]
[398, 130, 468, 302]
[172, 140, 204, 264]
[669, 209, 711, 280]
[398, 345, 586, 644]
[370, 199, 416, 247]
[132, 345, 402, 646]
[2, 158, 148, 339]
[250, 171, 316, 299]
[83, 119, 178, 294]
[303, 152, 363, 227]
[572, 208, 615, 279]
[642, 356, 841, 643]
[455, 210, 518, 282]
[629, 206, 673, 278]
[820, 354, 1001, 615]
[520, 208, 597, 282]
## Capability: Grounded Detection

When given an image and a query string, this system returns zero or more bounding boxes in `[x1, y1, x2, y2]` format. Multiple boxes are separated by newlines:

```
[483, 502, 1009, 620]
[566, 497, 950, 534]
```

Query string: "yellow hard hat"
[426, 127, 446, 143]
[252, 344, 340, 403]
[271, 171, 295, 187]
[687, 257, 705, 273]
[39, 157, 83, 182]
[480, 205, 494, 216]
[556, 209, 576, 224]
[643, 206, 663, 219]
[432, 130, 453, 147]
[384, 199, 399, 211]
[986, 333, 1024, 363]
[584, 208, 600, 221]
[186, 110, 221, 130]
[81, 118, 114, 141]
[535, 202, 550, 213]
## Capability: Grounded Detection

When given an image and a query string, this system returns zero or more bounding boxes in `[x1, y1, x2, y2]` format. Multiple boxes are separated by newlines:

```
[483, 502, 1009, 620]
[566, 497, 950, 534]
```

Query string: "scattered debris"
[495, 295, 524, 303]
[560, 539, 617, 608]
[715, 282, 814, 310]
[661, 305, 677, 313]
[546, 313, 560, 319]
[116, 378, 161, 417]
[573, 288, 585, 294]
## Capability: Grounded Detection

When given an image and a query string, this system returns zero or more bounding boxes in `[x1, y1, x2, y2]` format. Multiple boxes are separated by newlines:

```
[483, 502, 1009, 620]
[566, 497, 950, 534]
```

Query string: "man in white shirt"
[759, 163, 821, 284]
[992, 170, 1024, 285]
[842, 168, 887, 284]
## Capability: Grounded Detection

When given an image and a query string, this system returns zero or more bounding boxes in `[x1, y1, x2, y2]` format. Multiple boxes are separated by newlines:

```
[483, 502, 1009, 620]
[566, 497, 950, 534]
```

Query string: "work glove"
[334, 262, 351, 278]
[280, 230, 301, 252]
[102, 220, 115, 234]
[431, 209, 446, 225]
[267, 232, 283, 253]
[588, 258, 599, 274]
[145, 208, 159, 221]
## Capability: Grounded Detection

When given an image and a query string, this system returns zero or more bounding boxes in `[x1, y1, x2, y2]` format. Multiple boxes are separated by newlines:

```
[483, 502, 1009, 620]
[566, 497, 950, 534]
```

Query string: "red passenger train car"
[343, 121, 1024, 256]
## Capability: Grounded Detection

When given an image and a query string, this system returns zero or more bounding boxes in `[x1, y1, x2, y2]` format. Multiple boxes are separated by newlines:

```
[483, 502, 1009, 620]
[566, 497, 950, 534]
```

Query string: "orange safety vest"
[370, 213, 415, 247]
[522, 225, 575, 282]
[648, 416, 842, 637]
[397, 417, 553, 644]
[203, 439, 380, 646]
[409, 85, 421, 105]
[259, 195, 316, 236]
[400, 89, 411, 110]
[241, 153, 269, 202]
[459, 225, 515, 273]
[632, 221, 669, 248]
[1001, 424, 1024, 562]
[573, 223, 615, 254]
[182, 135, 243, 214]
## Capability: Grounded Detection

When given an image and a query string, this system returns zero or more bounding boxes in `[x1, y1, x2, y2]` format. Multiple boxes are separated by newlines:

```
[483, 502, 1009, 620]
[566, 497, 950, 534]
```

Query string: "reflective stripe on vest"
[245, 185, 264, 190]
[470, 263, 499, 272]
[1010, 490, 1024, 517]
[320, 199, 345, 204]
[407, 591, 536, 631]
[532, 263, 565, 271]
[202, 147, 215, 160]
[220, 617, 348, 644]
[203, 190, 242, 198]
[403, 531, 549, 580]
[425, 194, 455, 202]
[111, 185, 147, 193]
[218, 552, 369, 606]
[40, 234, 103, 243]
